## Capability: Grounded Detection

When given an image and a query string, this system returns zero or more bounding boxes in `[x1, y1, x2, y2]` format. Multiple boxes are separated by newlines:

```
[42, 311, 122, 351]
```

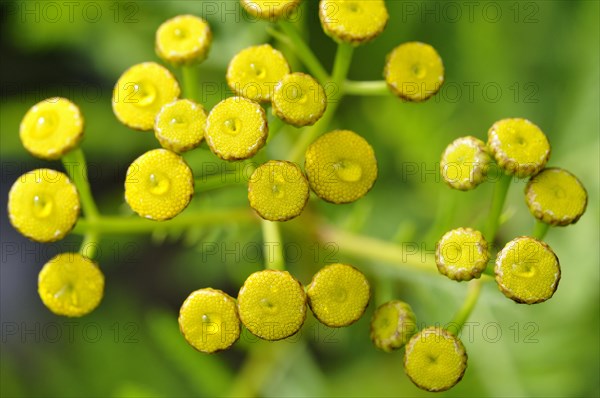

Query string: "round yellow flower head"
[272, 73, 327, 127]
[226, 44, 290, 102]
[112, 62, 181, 131]
[370, 300, 417, 352]
[440, 136, 491, 191]
[205, 97, 268, 160]
[404, 327, 468, 392]
[237, 270, 307, 340]
[20, 97, 84, 160]
[494, 236, 560, 304]
[124, 149, 194, 221]
[436, 228, 489, 281]
[38, 253, 104, 317]
[304, 130, 377, 203]
[155, 99, 207, 153]
[487, 118, 550, 177]
[525, 168, 588, 226]
[306, 263, 370, 327]
[8, 169, 80, 243]
[319, 0, 389, 45]
[248, 160, 309, 221]
[156, 15, 212, 65]
[241, 0, 301, 20]
[178, 288, 241, 354]
[384, 42, 444, 102]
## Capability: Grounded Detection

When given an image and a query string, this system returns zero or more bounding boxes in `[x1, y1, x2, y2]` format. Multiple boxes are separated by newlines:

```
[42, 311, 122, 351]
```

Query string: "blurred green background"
[1, 1, 598, 397]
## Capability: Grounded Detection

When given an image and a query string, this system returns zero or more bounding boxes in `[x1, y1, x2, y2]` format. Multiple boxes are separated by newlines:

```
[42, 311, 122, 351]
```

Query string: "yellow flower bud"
[179, 288, 241, 353]
[124, 149, 194, 221]
[8, 169, 80, 243]
[384, 42, 444, 102]
[370, 300, 417, 352]
[436, 228, 489, 281]
[205, 97, 268, 160]
[156, 15, 212, 65]
[319, 0, 389, 45]
[440, 136, 491, 190]
[304, 130, 377, 203]
[19, 97, 84, 160]
[272, 72, 327, 127]
[154, 99, 207, 153]
[112, 62, 181, 131]
[487, 118, 550, 178]
[226, 44, 290, 102]
[38, 253, 104, 317]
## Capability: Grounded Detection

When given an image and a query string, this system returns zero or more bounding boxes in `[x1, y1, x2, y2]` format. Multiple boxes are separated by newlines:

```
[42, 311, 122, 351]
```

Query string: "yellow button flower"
[248, 160, 309, 221]
[306, 263, 370, 327]
[272, 72, 327, 127]
[525, 168, 588, 226]
[440, 136, 491, 191]
[319, 0, 389, 45]
[384, 42, 444, 102]
[112, 62, 181, 131]
[124, 149, 194, 221]
[304, 130, 377, 203]
[494, 236, 560, 304]
[8, 169, 80, 243]
[370, 300, 417, 352]
[156, 15, 212, 65]
[154, 99, 207, 153]
[404, 327, 468, 392]
[205, 97, 268, 160]
[19, 97, 84, 160]
[179, 288, 241, 353]
[38, 253, 104, 317]
[237, 270, 307, 340]
[436, 228, 489, 281]
[241, 0, 301, 20]
[487, 118, 550, 177]
[226, 44, 290, 102]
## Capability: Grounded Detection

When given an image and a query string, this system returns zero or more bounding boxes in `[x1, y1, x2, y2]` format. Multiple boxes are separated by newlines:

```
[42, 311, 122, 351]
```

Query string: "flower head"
[226, 44, 290, 102]
[404, 327, 468, 392]
[440, 136, 491, 190]
[306, 263, 370, 327]
[8, 169, 80, 242]
[156, 15, 212, 65]
[241, 0, 301, 20]
[370, 300, 417, 352]
[237, 270, 307, 340]
[19, 97, 84, 160]
[179, 288, 241, 353]
[248, 160, 309, 221]
[384, 42, 444, 102]
[38, 253, 104, 317]
[487, 118, 550, 177]
[319, 0, 388, 45]
[525, 168, 587, 226]
[154, 99, 207, 153]
[436, 228, 489, 281]
[272, 72, 327, 127]
[112, 62, 181, 131]
[124, 149, 194, 221]
[304, 130, 377, 203]
[494, 236, 560, 304]
[205, 97, 268, 160]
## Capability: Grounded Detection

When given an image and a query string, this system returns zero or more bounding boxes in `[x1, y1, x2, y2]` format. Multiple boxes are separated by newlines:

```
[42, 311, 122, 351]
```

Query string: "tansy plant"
[7, 0, 589, 394]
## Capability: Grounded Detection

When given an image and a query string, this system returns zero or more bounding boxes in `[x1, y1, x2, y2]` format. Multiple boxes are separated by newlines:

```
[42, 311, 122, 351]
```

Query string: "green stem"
[483, 173, 512, 241]
[274, 21, 329, 85]
[71, 209, 256, 235]
[182, 64, 201, 103]
[344, 80, 389, 96]
[286, 43, 354, 163]
[80, 231, 99, 260]
[532, 220, 550, 240]
[261, 219, 285, 270]
[448, 279, 483, 334]
[62, 148, 100, 221]
[194, 173, 247, 192]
